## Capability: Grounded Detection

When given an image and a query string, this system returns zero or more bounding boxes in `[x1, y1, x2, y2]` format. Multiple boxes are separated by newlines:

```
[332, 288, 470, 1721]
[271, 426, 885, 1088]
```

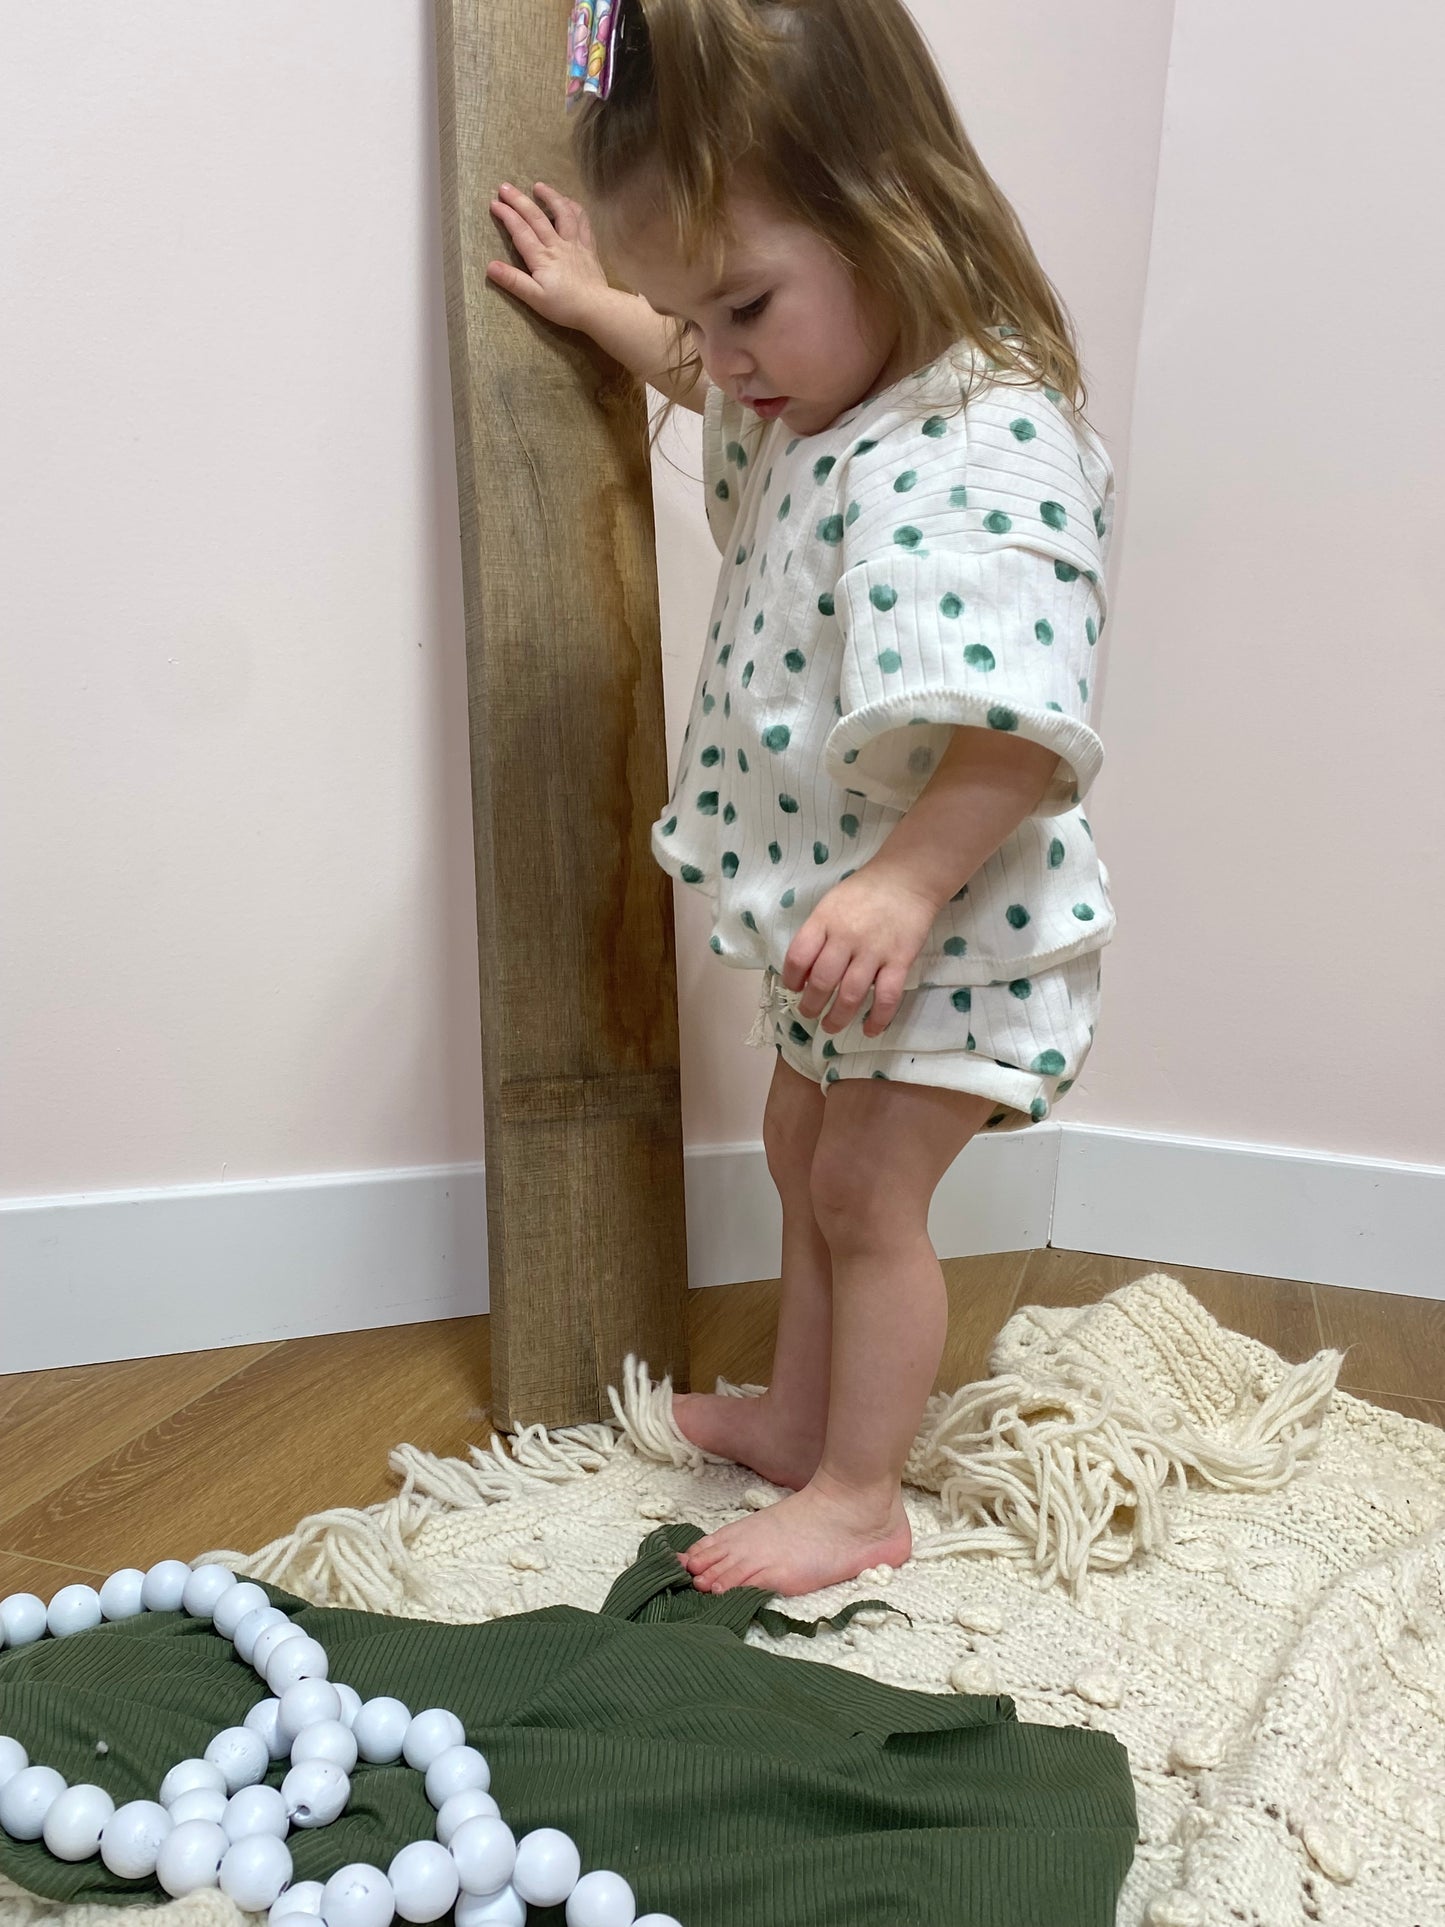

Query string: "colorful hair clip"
[566, 0, 623, 107]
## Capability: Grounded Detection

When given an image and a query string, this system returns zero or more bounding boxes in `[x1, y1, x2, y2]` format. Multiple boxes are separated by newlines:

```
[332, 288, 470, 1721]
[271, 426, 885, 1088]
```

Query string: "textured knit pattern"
[651, 340, 1117, 989]
[6, 1277, 1443, 1926]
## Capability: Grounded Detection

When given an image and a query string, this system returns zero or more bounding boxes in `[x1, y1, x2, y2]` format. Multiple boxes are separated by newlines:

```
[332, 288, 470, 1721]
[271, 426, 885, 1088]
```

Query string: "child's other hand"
[783, 868, 941, 1039]
[486, 181, 611, 331]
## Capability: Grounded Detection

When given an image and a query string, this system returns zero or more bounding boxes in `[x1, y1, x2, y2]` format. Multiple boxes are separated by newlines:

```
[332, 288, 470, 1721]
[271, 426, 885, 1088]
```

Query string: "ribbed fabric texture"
[0, 1525, 1136, 1924]
[652, 342, 1117, 989]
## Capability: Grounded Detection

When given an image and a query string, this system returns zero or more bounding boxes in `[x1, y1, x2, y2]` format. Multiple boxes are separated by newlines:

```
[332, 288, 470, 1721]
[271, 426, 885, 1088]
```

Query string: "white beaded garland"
[333, 1681, 363, 1729]
[181, 1564, 238, 1620]
[223, 1781, 290, 1842]
[291, 1717, 359, 1775]
[353, 1696, 412, 1764]
[567, 1868, 637, 1927]
[235, 1603, 287, 1664]
[278, 1677, 342, 1745]
[436, 1786, 501, 1846]
[245, 1695, 290, 1761]
[634, 1916, 685, 1927]
[251, 1617, 307, 1676]
[160, 1757, 227, 1808]
[388, 1839, 461, 1923]
[423, 1742, 490, 1808]
[219, 1830, 294, 1910]
[401, 1708, 465, 1773]
[320, 1861, 398, 1927]
[0, 1593, 48, 1648]
[269, 1877, 325, 1919]
[211, 1579, 270, 1640]
[265, 1633, 330, 1695]
[0, 1765, 67, 1840]
[282, 1758, 350, 1829]
[166, 1786, 228, 1829]
[449, 1814, 516, 1896]
[155, 1816, 228, 1897]
[512, 1826, 582, 1908]
[42, 1783, 115, 1861]
[205, 1723, 271, 1792]
[140, 1560, 191, 1614]
[456, 1887, 526, 1927]
[98, 1569, 148, 1622]
[47, 1585, 103, 1639]
[0, 1737, 28, 1790]
[99, 1800, 172, 1879]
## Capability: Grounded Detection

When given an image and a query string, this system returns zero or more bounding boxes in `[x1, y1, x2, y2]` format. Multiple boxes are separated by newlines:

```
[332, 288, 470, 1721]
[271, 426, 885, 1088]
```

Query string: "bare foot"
[677, 1473, 912, 1597]
[672, 1390, 823, 1491]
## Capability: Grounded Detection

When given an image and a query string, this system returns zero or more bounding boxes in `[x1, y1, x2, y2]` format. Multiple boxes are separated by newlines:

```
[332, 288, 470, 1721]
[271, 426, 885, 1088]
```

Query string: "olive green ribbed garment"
[0, 1526, 1135, 1924]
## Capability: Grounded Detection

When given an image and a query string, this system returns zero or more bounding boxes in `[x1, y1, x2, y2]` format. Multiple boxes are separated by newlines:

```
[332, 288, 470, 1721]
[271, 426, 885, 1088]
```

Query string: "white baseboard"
[1053, 1123, 1444, 1301]
[3, 1123, 1439, 1372]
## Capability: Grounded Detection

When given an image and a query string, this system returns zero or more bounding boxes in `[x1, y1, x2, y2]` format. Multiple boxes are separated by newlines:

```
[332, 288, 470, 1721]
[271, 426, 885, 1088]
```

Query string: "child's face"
[610, 190, 902, 437]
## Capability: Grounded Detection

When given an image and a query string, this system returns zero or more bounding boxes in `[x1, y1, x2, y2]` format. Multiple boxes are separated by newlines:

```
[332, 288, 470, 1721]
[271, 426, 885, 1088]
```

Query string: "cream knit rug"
[5, 1273, 1443, 1927]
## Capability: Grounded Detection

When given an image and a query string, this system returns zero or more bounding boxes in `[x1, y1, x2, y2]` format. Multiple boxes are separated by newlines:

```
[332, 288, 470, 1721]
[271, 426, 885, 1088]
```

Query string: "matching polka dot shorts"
[751, 951, 1102, 1131]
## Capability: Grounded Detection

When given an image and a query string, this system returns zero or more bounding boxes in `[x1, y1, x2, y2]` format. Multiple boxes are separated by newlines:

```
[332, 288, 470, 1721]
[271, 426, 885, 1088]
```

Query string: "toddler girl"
[487, 0, 1114, 1597]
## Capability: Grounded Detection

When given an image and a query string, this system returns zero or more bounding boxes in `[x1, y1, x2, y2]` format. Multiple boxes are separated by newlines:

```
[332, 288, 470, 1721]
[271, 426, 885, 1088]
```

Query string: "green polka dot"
[753, 611, 765, 633]
[741, 909, 757, 931]
[783, 551, 793, 573]
[786, 438, 800, 454]
[741, 660, 755, 687]
[842, 748, 859, 764]
[1054, 560, 1079, 582]
[942, 936, 966, 956]
[817, 515, 844, 545]
[1086, 617, 1098, 646]
[1006, 904, 1030, 929]
[735, 547, 746, 566]
[1009, 978, 1032, 999]
[1009, 418, 1036, 442]
[878, 649, 903, 673]
[1093, 506, 1106, 538]
[697, 791, 718, 815]
[1056, 1077, 1074, 1095]
[781, 887, 796, 908]
[1031, 1050, 1066, 1075]
[1078, 677, 1089, 702]
[821, 1038, 838, 1059]
[825, 1065, 840, 1084]
[762, 468, 772, 493]
[727, 441, 749, 466]
[709, 935, 722, 954]
[940, 593, 963, 619]
[762, 724, 791, 751]
[721, 851, 739, 878]
[778, 494, 791, 520]
[894, 525, 922, 549]
[813, 841, 829, 864]
[680, 864, 704, 884]
[987, 706, 1019, 731]
[1080, 817, 1092, 839]
[963, 643, 995, 671]
[778, 793, 799, 813]
[722, 802, 736, 824]
[1072, 902, 1096, 921]
[715, 479, 730, 500]
[950, 987, 972, 1014]
[1048, 837, 1065, 869]
[661, 815, 677, 836]
[984, 510, 1013, 534]
[813, 455, 836, 482]
[768, 841, 782, 863]
[845, 501, 861, 527]
[737, 749, 749, 772]
[966, 1032, 976, 1050]
[870, 584, 897, 611]
[1035, 619, 1054, 645]
[853, 437, 878, 455]
[1029, 1097, 1049, 1121]
[710, 622, 721, 642]
[870, 1071, 890, 1081]
[922, 415, 947, 438]
[817, 592, 835, 618]
[949, 485, 968, 508]
[893, 470, 917, 493]
[1040, 501, 1067, 530]
[700, 745, 721, 767]
[788, 1020, 811, 1047]
[1044, 386, 1062, 405]
[771, 650, 800, 676]
[701, 693, 715, 714]
[1045, 701, 1063, 713]
[840, 813, 859, 836]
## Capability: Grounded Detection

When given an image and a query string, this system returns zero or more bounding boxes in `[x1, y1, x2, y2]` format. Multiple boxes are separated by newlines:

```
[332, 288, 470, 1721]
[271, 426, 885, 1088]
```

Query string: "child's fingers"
[495, 181, 556, 242]
[490, 197, 550, 267]
[485, 258, 546, 312]
[862, 963, 907, 1036]
[532, 180, 579, 239]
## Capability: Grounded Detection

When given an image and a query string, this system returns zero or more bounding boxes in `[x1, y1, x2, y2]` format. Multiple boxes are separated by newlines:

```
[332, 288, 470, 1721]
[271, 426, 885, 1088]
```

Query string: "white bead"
[168, 1787, 228, 1828]
[251, 1618, 307, 1676]
[235, 1604, 287, 1664]
[181, 1563, 239, 1619]
[566, 1870, 637, 1927]
[291, 1717, 358, 1774]
[46, 1584, 103, 1638]
[245, 1696, 290, 1761]
[42, 1783, 115, 1859]
[98, 1569, 148, 1621]
[219, 1831, 293, 1909]
[0, 1594, 48, 1648]
[156, 1816, 228, 1896]
[402, 1708, 465, 1773]
[141, 1559, 192, 1613]
[0, 1737, 28, 1791]
[212, 1579, 270, 1639]
[353, 1697, 412, 1764]
[269, 1878, 325, 1919]
[333, 1682, 363, 1729]
[279, 1678, 342, 1745]
[204, 1723, 270, 1792]
[100, 1800, 172, 1878]
[449, 1815, 516, 1896]
[424, 1742, 490, 1807]
[512, 1827, 581, 1907]
[436, 1787, 500, 1846]
[223, 1781, 289, 1842]
[388, 1839, 460, 1923]
[265, 1634, 330, 1695]
[633, 1916, 685, 1927]
[0, 1765, 67, 1839]
[320, 1862, 397, 1927]
[455, 1887, 526, 1927]
[160, 1757, 227, 1808]
[281, 1758, 349, 1828]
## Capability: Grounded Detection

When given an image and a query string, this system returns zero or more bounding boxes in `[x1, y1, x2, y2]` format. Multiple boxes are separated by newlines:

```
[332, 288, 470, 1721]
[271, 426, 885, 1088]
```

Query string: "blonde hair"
[572, 0, 1086, 415]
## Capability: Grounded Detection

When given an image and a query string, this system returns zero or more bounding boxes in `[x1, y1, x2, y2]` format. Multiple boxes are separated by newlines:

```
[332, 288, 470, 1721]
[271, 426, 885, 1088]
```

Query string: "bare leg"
[681, 1078, 994, 1596]
[674, 1055, 833, 1488]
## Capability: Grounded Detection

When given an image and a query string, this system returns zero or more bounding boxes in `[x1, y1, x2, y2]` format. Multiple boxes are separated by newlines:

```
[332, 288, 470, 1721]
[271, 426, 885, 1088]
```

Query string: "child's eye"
[731, 293, 771, 325]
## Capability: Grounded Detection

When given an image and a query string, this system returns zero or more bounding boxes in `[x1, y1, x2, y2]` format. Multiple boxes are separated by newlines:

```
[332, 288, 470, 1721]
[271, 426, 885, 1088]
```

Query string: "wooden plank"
[432, 0, 689, 1426]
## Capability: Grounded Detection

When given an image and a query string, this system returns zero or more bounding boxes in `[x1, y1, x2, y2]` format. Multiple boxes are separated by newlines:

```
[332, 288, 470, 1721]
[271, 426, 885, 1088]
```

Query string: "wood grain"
[1315, 1283, 1445, 1401]
[432, 0, 688, 1427]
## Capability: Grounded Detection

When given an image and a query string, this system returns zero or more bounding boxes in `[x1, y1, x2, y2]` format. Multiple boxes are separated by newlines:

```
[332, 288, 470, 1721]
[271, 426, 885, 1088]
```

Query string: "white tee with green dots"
[651, 338, 1116, 991]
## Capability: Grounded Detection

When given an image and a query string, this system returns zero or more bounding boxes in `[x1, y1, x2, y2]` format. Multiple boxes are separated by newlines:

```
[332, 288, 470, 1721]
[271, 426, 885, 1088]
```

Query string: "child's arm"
[487, 181, 706, 413]
[865, 728, 1060, 909]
